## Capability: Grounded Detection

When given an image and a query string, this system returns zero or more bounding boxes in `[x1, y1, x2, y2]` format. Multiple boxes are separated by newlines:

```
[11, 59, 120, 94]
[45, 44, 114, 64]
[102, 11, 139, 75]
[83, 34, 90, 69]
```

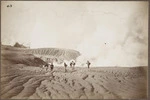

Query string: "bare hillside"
[1, 45, 80, 64]
[24, 48, 80, 63]
[1, 46, 46, 67]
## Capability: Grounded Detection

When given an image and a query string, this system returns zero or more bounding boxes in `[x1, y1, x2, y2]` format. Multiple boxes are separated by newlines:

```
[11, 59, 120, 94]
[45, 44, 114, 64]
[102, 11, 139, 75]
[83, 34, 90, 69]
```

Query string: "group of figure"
[64, 60, 91, 72]
[64, 61, 76, 72]
[43, 60, 91, 72]
[43, 62, 54, 71]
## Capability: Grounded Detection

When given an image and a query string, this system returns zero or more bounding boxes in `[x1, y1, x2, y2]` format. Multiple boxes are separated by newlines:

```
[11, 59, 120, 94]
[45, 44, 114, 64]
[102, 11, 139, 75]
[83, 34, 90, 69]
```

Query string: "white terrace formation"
[24, 48, 80, 64]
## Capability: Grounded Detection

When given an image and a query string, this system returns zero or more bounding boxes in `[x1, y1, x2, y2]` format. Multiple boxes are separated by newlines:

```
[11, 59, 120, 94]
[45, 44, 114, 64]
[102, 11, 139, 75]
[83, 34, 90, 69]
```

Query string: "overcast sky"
[1, 1, 148, 66]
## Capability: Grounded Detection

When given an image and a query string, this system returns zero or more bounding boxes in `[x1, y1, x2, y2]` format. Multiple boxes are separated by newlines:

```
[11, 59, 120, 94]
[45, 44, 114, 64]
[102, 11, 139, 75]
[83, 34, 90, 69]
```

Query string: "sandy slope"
[1, 45, 147, 99]
[1, 65, 147, 99]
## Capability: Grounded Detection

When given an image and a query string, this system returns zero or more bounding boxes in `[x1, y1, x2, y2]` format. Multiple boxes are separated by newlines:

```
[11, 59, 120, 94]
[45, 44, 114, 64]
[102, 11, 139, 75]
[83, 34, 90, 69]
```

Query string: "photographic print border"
[0, 0, 149, 100]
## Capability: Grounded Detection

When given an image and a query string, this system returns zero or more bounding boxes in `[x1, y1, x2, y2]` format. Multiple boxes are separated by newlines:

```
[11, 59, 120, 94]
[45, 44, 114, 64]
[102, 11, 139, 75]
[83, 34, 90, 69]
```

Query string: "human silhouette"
[86, 60, 91, 69]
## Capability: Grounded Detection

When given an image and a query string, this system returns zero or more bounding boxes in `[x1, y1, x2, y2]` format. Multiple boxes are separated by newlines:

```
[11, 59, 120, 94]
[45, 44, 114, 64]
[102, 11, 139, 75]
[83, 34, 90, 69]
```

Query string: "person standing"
[86, 60, 91, 69]
[64, 62, 67, 72]
[70, 62, 72, 68]
[72, 61, 76, 70]
[50, 62, 54, 71]
[44, 63, 49, 71]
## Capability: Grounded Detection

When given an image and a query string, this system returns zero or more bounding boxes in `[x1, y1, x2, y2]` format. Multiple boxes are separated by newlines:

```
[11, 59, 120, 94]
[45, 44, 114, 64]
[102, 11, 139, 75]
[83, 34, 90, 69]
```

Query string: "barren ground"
[1, 46, 147, 99]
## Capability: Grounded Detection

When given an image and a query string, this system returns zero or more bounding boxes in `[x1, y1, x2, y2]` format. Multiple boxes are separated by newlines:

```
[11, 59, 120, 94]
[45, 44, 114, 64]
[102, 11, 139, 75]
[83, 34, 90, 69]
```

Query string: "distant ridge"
[24, 48, 80, 63]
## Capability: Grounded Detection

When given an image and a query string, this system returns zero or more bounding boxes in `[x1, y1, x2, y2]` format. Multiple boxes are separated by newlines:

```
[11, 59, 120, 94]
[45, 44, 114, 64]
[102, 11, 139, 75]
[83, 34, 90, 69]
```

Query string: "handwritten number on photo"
[7, 5, 12, 7]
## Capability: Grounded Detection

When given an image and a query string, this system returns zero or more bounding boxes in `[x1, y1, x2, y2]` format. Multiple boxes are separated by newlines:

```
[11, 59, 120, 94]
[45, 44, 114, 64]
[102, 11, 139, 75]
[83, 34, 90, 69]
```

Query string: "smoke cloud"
[1, 1, 148, 67]
[76, 2, 148, 67]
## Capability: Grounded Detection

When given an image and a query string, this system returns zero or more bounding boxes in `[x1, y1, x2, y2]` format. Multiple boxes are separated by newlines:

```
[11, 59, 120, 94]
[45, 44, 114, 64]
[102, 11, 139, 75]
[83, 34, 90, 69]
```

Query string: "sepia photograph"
[1, 1, 148, 99]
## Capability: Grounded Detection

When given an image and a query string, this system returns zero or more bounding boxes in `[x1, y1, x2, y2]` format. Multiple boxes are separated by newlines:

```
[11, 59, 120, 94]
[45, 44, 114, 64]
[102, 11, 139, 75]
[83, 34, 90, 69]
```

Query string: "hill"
[1, 45, 80, 64]
[24, 48, 80, 64]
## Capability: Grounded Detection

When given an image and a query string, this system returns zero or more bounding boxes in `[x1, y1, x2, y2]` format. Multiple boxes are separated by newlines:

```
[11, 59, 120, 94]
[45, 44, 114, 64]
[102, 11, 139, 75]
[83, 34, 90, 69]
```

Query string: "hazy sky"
[1, 1, 148, 66]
